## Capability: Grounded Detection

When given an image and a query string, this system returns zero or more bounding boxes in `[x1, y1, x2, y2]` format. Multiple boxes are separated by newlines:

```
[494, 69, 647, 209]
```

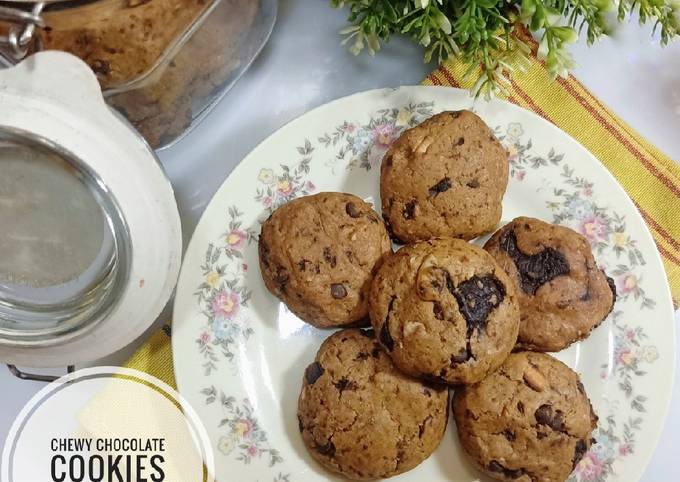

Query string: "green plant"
[331, 0, 679, 97]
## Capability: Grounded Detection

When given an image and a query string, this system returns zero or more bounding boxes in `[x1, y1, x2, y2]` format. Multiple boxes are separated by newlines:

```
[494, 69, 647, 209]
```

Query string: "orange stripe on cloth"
[424, 52, 680, 305]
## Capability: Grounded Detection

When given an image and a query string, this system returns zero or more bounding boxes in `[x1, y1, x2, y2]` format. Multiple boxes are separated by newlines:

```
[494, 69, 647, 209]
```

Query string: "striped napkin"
[125, 50, 680, 389]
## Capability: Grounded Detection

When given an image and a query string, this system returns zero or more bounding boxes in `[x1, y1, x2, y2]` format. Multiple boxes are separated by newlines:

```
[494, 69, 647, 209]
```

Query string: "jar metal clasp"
[0, 2, 44, 63]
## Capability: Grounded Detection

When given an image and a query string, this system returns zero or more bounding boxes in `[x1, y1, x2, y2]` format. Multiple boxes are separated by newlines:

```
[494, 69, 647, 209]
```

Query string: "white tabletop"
[1, 1, 678, 479]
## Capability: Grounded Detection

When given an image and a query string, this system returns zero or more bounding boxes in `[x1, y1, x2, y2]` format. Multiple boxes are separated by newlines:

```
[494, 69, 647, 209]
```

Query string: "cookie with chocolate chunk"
[380, 110, 509, 243]
[453, 351, 598, 482]
[368, 238, 519, 385]
[484, 217, 616, 352]
[259, 192, 392, 328]
[298, 329, 448, 480]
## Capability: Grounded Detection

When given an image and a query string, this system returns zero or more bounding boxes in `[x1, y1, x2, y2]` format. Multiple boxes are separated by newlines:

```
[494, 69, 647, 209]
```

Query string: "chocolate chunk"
[317, 441, 336, 457]
[432, 302, 444, 320]
[356, 352, 370, 361]
[428, 177, 452, 197]
[573, 439, 588, 469]
[371, 346, 382, 358]
[345, 202, 360, 218]
[517, 401, 525, 414]
[456, 137, 465, 146]
[323, 247, 337, 268]
[298, 415, 304, 432]
[534, 404, 566, 432]
[606, 274, 617, 302]
[333, 377, 356, 393]
[380, 297, 396, 351]
[452, 275, 505, 335]
[384, 154, 393, 167]
[488, 461, 526, 479]
[536, 431, 547, 440]
[503, 430, 516, 442]
[500, 230, 570, 295]
[330, 283, 347, 299]
[298, 259, 307, 271]
[359, 329, 374, 338]
[576, 380, 586, 395]
[466, 178, 480, 188]
[305, 362, 324, 385]
[403, 200, 417, 219]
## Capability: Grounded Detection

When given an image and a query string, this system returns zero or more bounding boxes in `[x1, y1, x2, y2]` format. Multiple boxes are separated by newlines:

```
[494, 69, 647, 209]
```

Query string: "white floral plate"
[172, 86, 675, 482]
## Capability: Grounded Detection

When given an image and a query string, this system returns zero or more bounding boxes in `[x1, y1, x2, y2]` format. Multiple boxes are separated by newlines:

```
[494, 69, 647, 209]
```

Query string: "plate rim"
[172, 85, 677, 481]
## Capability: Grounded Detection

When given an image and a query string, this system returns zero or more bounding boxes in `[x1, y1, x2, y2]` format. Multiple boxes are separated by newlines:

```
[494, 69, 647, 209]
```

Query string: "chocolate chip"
[359, 329, 374, 338]
[576, 381, 586, 395]
[503, 430, 516, 441]
[371, 346, 382, 358]
[450, 349, 470, 366]
[274, 267, 289, 292]
[345, 202, 361, 218]
[432, 302, 444, 320]
[517, 401, 525, 414]
[317, 441, 335, 457]
[380, 296, 396, 351]
[453, 275, 505, 335]
[428, 177, 452, 197]
[298, 259, 307, 271]
[384, 154, 393, 167]
[450, 111, 461, 118]
[305, 362, 324, 385]
[534, 404, 566, 432]
[356, 352, 370, 360]
[606, 274, 617, 302]
[488, 461, 526, 479]
[537, 431, 547, 439]
[456, 137, 465, 146]
[500, 230, 570, 295]
[90, 59, 111, 75]
[298, 415, 304, 432]
[403, 200, 417, 219]
[466, 178, 480, 188]
[330, 283, 347, 299]
[418, 416, 432, 438]
[333, 377, 356, 393]
[573, 439, 588, 469]
[323, 247, 337, 268]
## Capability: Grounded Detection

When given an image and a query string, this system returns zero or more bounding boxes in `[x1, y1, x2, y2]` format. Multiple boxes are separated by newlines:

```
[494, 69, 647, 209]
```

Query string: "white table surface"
[1, 1, 678, 479]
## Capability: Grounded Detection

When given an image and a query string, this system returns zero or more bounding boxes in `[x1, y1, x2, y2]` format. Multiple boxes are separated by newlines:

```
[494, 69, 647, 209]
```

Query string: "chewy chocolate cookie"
[368, 238, 519, 385]
[380, 110, 509, 243]
[484, 217, 616, 352]
[259, 192, 391, 328]
[453, 351, 598, 482]
[298, 329, 448, 480]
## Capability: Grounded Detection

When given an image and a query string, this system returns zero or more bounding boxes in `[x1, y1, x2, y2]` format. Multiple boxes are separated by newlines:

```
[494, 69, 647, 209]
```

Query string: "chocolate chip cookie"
[369, 238, 520, 385]
[259, 192, 392, 328]
[453, 351, 598, 482]
[380, 110, 509, 243]
[298, 329, 449, 480]
[484, 217, 616, 352]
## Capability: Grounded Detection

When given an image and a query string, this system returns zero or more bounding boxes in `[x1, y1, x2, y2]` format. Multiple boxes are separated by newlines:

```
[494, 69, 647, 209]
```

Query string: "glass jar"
[0, 0, 277, 149]
[0, 51, 182, 371]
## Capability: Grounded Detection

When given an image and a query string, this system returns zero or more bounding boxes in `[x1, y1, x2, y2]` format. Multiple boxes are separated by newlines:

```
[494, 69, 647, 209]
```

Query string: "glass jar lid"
[0, 126, 130, 345]
[0, 51, 182, 367]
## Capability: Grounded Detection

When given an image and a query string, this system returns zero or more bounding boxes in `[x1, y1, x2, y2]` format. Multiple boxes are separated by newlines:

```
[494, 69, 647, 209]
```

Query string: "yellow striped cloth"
[125, 53, 680, 389]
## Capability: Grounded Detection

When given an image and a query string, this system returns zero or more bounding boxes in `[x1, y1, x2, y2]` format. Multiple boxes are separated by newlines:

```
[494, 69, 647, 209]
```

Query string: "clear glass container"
[0, 0, 277, 149]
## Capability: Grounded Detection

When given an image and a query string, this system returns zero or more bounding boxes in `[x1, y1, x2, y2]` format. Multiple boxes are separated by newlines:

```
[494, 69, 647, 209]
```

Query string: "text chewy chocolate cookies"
[368, 238, 520, 385]
[298, 329, 448, 480]
[380, 110, 508, 242]
[453, 352, 598, 482]
[484, 217, 616, 351]
[259, 192, 391, 328]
